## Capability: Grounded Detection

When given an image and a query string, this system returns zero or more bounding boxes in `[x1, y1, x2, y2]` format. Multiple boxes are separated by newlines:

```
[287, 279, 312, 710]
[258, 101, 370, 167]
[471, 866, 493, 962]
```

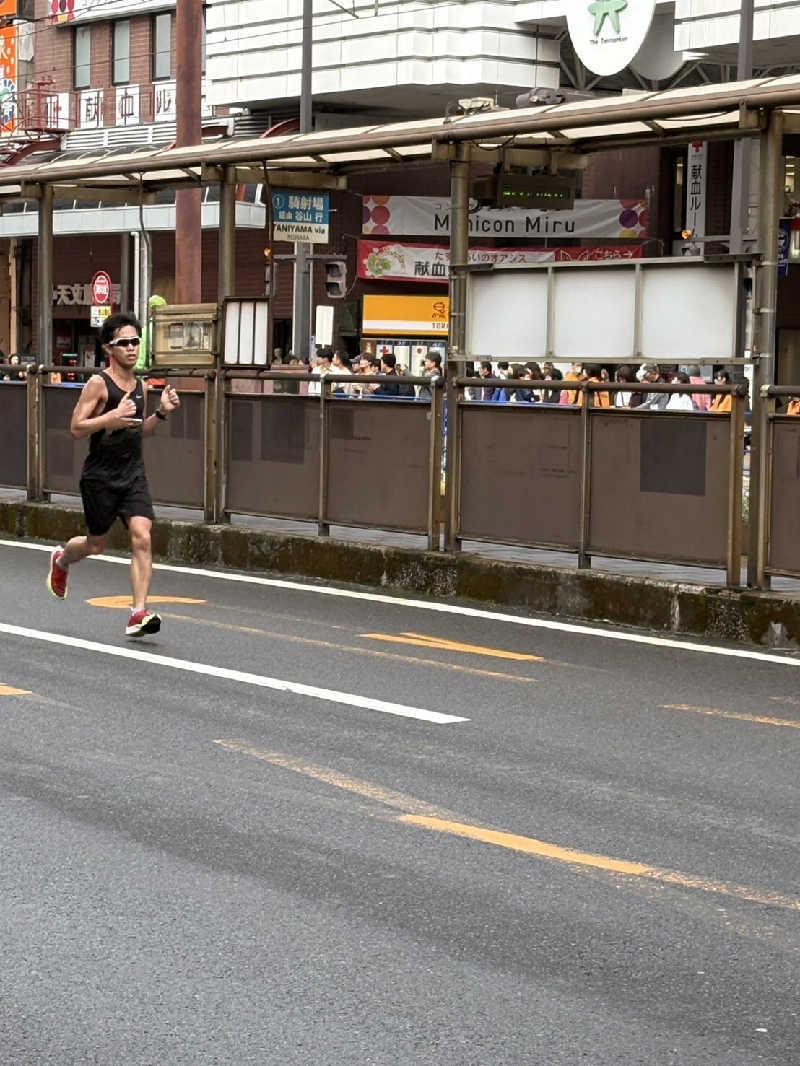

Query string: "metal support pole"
[317, 379, 330, 537]
[448, 142, 470, 359]
[443, 365, 461, 552]
[204, 368, 224, 524]
[218, 164, 237, 305]
[26, 367, 42, 501]
[119, 232, 132, 311]
[293, 0, 313, 362]
[755, 391, 775, 587]
[577, 387, 592, 569]
[426, 383, 443, 551]
[137, 229, 150, 334]
[747, 109, 783, 588]
[729, 0, 754, 255]
[726, 391, 745, 588]
[175, 0, 203, 304]
[37, 183, 53, 364]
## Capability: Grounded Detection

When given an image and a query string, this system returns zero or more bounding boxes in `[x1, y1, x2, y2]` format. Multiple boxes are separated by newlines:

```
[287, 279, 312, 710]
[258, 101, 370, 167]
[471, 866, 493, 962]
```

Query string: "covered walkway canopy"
[2, 71, 800, 364]
[0, 73, 799, 199]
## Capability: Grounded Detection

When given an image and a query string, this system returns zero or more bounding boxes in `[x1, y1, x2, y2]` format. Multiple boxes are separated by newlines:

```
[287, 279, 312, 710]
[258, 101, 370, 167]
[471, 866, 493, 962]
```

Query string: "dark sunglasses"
[112, 337, 141, 348]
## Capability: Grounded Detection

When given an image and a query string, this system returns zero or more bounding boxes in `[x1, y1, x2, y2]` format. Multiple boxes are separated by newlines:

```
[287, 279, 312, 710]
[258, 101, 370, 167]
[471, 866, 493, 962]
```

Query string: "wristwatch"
[155, 409, 167, 421]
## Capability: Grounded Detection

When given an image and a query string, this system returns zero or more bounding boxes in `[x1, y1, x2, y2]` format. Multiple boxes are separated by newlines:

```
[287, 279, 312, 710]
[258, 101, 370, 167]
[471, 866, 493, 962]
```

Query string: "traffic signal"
[324, 259, 347, 299]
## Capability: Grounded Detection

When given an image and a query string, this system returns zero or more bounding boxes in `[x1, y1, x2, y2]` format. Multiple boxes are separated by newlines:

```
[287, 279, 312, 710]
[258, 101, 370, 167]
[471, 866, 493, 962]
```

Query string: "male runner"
[46, 312, 181, 637]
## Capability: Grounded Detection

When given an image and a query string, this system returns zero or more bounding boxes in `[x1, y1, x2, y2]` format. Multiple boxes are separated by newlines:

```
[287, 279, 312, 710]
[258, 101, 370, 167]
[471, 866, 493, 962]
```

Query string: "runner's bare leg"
[128, 515, 153, 610]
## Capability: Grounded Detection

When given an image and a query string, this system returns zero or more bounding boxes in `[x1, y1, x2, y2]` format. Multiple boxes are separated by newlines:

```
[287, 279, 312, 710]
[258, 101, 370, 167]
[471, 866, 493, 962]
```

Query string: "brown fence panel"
[589, 411, 730, 566]
[326, 399, 432, 534]
[0, 383, 27, 488]
[767, 419, 800, 576]
[143, 389, 204, 508]
[458, 405, 582, 548]
[43, 383, 88, 493]
[226, 394, 320, 519]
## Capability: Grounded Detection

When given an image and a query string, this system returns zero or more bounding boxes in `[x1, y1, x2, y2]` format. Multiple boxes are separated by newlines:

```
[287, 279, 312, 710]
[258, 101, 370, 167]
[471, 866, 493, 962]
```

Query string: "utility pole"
[292, 0, 313, 362]
[175, 0, 203, 304]
[729, 0, 754, 254]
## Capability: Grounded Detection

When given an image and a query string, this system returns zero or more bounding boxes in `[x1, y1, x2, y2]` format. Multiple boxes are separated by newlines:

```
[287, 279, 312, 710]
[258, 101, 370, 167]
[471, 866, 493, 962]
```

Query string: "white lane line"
[4, 538, 800, 668]
[0, 622, 467, 725]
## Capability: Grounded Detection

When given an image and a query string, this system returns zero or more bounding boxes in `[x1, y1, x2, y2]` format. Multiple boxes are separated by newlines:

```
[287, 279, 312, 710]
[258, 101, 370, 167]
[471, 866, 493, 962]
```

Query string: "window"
[153, 13, 171, 81]
[74, 25, 90, 89]
[112, 19, 130, 85]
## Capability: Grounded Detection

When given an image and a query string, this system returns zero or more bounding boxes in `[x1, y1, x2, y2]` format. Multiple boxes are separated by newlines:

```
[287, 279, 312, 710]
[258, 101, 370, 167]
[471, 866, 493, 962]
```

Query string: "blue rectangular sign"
[271, 190, 330, 244]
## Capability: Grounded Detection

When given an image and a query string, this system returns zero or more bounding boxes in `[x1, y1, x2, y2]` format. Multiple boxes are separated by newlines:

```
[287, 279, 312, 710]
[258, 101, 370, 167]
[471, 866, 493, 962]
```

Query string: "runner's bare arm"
[70, 376, 137, 438]
[142, 380, 180, 437]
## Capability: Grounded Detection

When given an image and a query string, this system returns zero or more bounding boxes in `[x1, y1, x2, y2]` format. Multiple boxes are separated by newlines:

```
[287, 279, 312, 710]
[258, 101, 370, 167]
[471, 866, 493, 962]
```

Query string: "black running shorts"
[80, 473, 156, 536]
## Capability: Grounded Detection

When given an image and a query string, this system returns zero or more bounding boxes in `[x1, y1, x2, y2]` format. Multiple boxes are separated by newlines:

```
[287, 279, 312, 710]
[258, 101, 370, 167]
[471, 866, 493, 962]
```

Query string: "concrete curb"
[3, 500, 798, 650]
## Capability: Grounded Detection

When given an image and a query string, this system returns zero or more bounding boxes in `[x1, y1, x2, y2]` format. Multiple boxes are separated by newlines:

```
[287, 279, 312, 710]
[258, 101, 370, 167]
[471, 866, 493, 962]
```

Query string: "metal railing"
[3, 365, 790, 589]
[444, 377, 746, 586]
[755, 385, 800, 585]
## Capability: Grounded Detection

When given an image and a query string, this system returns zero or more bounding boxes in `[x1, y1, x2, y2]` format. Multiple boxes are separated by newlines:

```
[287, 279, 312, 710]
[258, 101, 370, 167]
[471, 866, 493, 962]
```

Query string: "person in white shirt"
[666, 371, 695, 411]
[308, 350, 331, 396]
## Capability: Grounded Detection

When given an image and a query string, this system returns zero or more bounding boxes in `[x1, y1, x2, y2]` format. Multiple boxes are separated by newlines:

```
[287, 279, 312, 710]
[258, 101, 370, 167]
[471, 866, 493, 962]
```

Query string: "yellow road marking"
[158, 613, 537, 684]
[361, 631, 545, 663]
[215, 740, 800, 914]
[88, 595, 206, 609]
[213, 741, 456, 819]
[0, 683, 31, 696]
[661, 703, 800, 730]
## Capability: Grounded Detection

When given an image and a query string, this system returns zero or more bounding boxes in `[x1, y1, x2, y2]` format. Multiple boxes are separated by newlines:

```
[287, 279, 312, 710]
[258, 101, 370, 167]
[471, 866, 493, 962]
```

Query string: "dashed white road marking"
[0, 622, 467, 725]
[3, 538, 800, 668]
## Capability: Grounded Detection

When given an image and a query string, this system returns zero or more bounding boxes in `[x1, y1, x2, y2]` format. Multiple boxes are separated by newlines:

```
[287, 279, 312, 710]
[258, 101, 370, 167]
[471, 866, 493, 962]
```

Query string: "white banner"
[358, 239, 642, 283]
[363, 195, 648, 240]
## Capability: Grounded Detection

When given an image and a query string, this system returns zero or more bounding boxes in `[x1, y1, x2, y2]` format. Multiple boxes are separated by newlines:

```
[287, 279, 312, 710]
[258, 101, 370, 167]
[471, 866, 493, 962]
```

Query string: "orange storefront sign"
[362, 294, 450, 337]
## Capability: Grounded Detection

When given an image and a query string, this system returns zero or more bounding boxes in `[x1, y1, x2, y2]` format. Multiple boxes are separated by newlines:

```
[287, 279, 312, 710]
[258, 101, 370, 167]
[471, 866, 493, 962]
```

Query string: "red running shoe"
[125, 609, 161, 637]
[46, 548, 68, 599]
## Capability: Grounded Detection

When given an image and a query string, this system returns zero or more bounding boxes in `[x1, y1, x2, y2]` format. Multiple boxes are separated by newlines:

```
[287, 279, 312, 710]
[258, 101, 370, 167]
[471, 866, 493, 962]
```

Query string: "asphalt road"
[2, 537, 800, 1066]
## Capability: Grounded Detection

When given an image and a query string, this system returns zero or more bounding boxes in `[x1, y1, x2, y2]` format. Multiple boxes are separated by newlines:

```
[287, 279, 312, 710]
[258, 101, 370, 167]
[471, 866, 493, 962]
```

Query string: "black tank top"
[82, 371, 146, 485]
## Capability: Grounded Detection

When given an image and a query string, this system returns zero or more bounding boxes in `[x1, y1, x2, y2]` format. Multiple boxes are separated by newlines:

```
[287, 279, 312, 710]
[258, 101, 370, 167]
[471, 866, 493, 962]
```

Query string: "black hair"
[382, 352, 397, 369]
[100, 311, 141, 345]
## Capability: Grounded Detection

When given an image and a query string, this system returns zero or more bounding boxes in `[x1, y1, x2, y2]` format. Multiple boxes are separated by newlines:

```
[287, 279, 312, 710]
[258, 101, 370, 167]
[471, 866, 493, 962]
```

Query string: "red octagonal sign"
[90, 270, 112, 305]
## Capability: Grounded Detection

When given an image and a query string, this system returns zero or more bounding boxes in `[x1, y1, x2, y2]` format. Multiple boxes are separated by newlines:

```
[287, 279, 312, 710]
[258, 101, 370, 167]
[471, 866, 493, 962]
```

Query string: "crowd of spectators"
[461, 360, 738, 412]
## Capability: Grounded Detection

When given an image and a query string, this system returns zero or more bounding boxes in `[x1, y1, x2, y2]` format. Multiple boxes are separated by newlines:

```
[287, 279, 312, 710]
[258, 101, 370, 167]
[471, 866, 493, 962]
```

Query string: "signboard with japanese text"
[79, 89, 103, 129]
[53, 282, 122, 307]
[362, 195, 648, 240]
[0, 23, 16, 133]
[272, 190, 330, 244]
[116, 84, 140, 127]
[154, 80, 176, 123]
[362, 294, 450, 337]
[685, 141, 707, 238]
[358, 239, 643, 283]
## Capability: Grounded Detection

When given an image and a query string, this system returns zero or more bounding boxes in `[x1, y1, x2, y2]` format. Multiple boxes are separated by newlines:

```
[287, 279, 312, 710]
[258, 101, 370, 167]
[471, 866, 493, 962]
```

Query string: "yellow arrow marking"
[361, 631, 544, 663]
[87, 595, 206, 609]
[0, 683, 31, 696]
[215, 740, 800, 913]
[169, 613, 536, 683]
[661, 704, 800, 730]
